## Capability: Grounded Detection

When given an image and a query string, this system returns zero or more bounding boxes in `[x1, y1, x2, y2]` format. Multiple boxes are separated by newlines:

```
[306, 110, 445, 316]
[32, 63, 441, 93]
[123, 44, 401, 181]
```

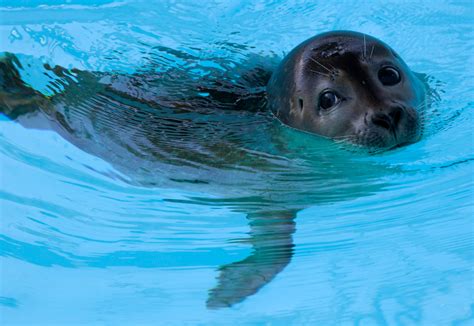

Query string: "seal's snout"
[370, 106, 404, 132]
[363, 104, 421, 149]
[371, 112, 394, 131]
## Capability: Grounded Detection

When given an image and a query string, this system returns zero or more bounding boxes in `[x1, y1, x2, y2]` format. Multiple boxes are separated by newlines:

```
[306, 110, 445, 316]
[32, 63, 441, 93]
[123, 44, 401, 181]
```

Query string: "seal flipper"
[207, 210, 297, 308]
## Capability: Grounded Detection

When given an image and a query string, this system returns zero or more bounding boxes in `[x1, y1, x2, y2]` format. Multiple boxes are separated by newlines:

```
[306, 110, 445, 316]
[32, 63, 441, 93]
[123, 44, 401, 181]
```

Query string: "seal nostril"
[389, 106, 403, 127]
[371, 113, 392, 130]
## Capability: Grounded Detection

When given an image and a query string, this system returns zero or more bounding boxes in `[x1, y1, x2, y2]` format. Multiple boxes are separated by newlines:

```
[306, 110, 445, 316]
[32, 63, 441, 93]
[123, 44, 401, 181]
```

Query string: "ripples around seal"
[1, 0, 473, 324]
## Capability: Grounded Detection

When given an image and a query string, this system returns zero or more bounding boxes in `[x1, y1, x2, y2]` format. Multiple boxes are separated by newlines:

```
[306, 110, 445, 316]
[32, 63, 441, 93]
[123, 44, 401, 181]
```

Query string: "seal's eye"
[319, 91, 340, 110]
[378, 66, 401, 86]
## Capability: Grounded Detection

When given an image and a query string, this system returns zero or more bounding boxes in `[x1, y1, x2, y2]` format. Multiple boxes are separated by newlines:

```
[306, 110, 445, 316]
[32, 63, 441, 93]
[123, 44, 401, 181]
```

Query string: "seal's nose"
[371, 106, 404, 131]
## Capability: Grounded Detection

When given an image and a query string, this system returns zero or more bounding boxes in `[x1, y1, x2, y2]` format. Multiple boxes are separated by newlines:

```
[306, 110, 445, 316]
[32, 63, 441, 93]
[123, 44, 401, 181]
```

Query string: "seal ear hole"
[298, 98, 304, 110]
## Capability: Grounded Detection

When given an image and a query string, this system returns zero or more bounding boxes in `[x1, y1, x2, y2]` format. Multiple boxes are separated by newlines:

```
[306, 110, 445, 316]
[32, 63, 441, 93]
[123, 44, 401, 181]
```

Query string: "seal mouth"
[332, 107, 422, 152]
[347, 125, 405, 150]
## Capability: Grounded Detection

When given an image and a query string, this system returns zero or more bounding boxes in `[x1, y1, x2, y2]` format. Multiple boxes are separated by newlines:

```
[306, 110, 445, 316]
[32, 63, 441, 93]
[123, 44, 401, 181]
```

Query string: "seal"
[267, 31, 427, 149]
[0, 31, 429, 309]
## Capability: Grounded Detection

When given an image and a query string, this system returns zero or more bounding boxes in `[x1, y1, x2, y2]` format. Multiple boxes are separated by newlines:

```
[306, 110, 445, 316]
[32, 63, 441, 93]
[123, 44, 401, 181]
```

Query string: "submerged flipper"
[207, 210, 297, 308]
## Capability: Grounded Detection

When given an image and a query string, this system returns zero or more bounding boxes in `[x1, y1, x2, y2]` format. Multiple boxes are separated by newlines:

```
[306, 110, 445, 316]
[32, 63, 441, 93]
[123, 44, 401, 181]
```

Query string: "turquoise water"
[1, 1, 473, 324]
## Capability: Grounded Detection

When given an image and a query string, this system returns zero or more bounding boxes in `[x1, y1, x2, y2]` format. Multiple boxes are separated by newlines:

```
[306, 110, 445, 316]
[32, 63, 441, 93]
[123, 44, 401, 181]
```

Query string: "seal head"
[267, 31, 427, 149]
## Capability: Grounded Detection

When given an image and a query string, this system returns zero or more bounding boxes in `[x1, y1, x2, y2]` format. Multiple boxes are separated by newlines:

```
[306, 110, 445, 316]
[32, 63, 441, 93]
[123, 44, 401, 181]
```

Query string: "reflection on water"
[0, 0, 473, 324]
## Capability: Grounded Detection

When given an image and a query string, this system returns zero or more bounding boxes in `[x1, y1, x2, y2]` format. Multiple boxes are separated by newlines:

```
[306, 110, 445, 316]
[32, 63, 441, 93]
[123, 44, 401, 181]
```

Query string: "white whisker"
[308, 57, 332, 73]
[309, 69, 330, 77]
[363, 34, 367, 59]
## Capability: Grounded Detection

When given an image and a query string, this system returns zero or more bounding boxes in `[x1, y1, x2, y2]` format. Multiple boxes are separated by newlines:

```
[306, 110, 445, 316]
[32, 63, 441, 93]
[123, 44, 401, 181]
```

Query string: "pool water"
[1, 1, 473, 324]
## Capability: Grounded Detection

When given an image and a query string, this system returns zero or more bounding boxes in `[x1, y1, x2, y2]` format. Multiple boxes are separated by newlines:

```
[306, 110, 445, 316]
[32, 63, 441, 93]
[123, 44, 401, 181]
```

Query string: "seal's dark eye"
[319, 91, 340, 110]
[378, 66, 401, 86]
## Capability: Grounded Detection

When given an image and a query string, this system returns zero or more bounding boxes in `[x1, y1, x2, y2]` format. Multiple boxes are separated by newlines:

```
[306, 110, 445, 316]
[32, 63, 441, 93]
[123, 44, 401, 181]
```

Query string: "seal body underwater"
[0, 31, 428, 308]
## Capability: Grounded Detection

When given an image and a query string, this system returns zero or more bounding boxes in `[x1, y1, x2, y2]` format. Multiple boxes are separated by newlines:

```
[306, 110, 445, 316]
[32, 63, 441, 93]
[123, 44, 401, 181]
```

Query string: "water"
[1, 1, 473, 324]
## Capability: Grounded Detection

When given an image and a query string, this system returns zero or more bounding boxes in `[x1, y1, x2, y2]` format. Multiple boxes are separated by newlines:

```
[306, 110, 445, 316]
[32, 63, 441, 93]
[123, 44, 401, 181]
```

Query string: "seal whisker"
[326, 62, 336, 70]
[414, 102, 427, 113]
[369, 45, 375, 59]
[309, 69, 330, 77]
[308, 57, 332, 73]
[363, 34, 367, 59]
[333, 134, 358, 144]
